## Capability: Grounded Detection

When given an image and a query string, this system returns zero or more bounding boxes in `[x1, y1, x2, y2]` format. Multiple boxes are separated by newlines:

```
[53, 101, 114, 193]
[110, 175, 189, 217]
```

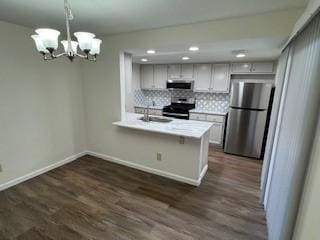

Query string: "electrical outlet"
[157, 153, 162, 161]
[0, 164, 2, 172]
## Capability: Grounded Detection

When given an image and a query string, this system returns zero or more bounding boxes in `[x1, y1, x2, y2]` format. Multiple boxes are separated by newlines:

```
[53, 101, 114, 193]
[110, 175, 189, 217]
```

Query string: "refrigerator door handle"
[230, 106, 266, 111]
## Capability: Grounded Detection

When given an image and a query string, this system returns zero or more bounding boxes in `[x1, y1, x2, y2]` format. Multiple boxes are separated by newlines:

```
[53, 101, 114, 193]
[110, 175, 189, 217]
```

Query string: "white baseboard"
[87, 151, 207, 186]
[0, 150, 208, 191]
[0, 151, 87, 191]
[199, 164, 208, 183]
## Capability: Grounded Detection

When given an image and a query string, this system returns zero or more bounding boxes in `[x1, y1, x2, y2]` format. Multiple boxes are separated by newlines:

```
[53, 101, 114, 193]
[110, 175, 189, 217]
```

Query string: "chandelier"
[31, 0, 102, 62]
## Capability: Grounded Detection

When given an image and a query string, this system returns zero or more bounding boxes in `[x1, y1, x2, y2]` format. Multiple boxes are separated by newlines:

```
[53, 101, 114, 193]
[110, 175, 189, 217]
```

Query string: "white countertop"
[189, 109, 228, 116]
[113, 113, 213, 139]
[135, 105, 163, 110]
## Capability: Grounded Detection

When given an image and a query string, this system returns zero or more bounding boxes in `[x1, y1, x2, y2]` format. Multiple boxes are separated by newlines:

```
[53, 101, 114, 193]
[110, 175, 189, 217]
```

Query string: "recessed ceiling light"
[147, 49, 156, 54]
[236, 53, 246, 58]
[232, 50, 247, 58]
[182, 56, 190, 60]
[189, 46, 199, 52]
[141, 58, 148, 62]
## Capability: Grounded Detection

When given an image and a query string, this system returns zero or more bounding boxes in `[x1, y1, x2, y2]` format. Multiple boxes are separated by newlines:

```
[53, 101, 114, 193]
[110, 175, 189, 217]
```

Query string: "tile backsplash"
[135, 89, 230, 113]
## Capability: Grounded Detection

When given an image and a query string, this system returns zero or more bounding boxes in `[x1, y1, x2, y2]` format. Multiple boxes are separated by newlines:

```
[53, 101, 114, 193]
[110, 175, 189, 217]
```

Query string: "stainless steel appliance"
[166, 80, 194, 90]
[224, 81, 274, 159]
[162, 97, 195, 119]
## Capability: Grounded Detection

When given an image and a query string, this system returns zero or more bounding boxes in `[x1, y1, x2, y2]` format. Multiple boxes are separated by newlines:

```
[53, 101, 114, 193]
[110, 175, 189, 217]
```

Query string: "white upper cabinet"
[153, 65, 168, 89]
[231, 63, 252, 73]
[181, 64, 194, 79]
[140, 65, 154, 89]
[194, 64, 212, 91]
[140, 62, 274, 91]
[211, 64, 230, 93]
[168, 64, 181, 79]
[168, 64, 194, 79]
[231, 62, 274, 73]
[251, 62, 274, 73]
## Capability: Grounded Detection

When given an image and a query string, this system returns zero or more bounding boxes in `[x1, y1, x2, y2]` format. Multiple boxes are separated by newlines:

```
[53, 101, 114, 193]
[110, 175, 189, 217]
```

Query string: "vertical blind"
[260, 46, 290, 203]
[265, 12, 320, 240]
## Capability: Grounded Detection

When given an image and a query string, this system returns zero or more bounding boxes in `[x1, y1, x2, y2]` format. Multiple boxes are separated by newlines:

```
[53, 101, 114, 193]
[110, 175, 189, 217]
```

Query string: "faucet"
[143, 105, 150, 122]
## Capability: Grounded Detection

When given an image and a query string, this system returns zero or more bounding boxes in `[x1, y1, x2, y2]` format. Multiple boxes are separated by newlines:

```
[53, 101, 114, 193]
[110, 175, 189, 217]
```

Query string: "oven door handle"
[162, 112, 189, 117]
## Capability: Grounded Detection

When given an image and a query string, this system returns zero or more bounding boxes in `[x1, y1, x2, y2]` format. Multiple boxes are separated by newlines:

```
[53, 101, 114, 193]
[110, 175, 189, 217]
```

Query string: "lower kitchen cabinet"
[189, 113, 206, 121]
[210, 122, 224, 145]
[190, 112, 225, 145]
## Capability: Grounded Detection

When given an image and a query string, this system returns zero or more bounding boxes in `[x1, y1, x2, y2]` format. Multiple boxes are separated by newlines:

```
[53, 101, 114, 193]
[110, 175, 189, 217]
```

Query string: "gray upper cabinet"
[168, 64, 194, 79]
[194, 64, 212, 91]
[141, 65, 154, 89]
[140, 61, 275, 91]
[231, 62, 274, 73]
[168, 64, 181, 79]
[231, 63, 252, 73]
[211, 64, 230, 93]
[181, 64, 194, 79]
[153, 65, 168, 89]
[251, 62, 274, 73]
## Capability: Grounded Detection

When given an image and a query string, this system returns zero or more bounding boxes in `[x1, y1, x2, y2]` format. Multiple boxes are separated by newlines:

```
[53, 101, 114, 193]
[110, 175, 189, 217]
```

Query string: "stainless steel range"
[162, 97, 196, 120]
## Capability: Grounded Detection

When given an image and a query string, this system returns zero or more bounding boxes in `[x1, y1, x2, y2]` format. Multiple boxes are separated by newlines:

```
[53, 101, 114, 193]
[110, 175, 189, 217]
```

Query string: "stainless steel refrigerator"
[224, 81, 273, 159]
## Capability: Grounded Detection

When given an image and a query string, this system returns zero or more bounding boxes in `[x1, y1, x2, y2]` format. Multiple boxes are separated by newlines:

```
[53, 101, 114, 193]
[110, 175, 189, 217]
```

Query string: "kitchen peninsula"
[113, 112, 212, 185]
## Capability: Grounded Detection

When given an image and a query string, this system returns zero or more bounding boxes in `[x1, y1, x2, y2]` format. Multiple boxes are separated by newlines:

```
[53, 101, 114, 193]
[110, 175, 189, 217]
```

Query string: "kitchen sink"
[139, 116, 173, 123]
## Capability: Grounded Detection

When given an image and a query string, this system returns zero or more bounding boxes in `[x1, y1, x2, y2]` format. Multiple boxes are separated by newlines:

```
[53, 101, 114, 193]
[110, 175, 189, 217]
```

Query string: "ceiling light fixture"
[236, 53, 246, 58]
[141, 58, 148, 62]
[31, 0, 102, 62]
[233, 50, 247, 58]
[147, 49, 156, 54]
[182, 57, 190, 60]
[189, 46, 199, 52]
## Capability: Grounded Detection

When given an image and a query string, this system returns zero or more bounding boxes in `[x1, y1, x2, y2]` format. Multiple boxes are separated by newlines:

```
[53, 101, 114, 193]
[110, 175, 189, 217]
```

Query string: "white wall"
[81, 9, 302, 173]
[0, 21, 86, 186]
[124, 53, 133, 112]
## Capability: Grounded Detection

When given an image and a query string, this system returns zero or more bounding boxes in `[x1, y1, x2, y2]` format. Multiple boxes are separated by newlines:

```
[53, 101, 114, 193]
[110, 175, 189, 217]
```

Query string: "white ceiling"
[0, 0, 308, 36]
[131, 37, 286, 64]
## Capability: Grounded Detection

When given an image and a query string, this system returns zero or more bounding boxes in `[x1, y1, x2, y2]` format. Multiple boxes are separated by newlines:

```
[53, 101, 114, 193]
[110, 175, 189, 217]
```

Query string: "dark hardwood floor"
[0, 148, 267, 240]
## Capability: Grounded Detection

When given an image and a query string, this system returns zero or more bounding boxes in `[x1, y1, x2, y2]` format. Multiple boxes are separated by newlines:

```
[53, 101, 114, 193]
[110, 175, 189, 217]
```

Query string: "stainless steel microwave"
[166, 80, 194, 90]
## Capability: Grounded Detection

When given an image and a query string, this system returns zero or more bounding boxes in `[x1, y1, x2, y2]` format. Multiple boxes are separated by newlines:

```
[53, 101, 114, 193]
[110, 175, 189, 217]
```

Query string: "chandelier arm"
[52, 52, 68, 58]
[75, 53, 88, 58]
[75, 53, 97, 62]
[42, 54, 55, 61]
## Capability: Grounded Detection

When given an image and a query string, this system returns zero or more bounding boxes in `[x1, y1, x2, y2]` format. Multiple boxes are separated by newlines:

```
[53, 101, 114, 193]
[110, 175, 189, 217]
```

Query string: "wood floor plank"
[0, 147, 267, 239]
